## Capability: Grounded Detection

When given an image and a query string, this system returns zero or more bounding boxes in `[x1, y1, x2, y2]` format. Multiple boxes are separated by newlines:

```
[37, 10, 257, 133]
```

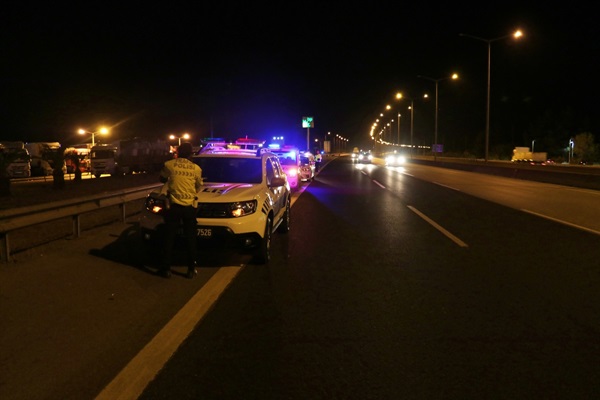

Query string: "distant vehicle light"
[385, 154, 405, 166]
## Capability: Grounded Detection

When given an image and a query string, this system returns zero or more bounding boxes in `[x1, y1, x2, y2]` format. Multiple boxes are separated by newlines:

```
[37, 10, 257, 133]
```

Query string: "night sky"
[2, 3, 597, 155]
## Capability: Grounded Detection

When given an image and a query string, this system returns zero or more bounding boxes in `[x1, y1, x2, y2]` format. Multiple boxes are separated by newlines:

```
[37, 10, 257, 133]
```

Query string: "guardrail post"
[120, 203, 126, 222]
[0, 233, 10, 263]
[72, 215, 81, 238]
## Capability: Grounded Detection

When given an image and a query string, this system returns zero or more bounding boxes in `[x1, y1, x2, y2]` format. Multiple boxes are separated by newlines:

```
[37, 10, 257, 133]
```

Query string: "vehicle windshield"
[274, 151, 298, 166]
[300, 156, 312, 165]
[193, 157, 262, 183]
[92, 150, 115, 159]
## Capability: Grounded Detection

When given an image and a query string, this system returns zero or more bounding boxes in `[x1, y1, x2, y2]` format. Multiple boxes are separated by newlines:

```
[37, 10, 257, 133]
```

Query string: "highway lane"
[137, 157, 600, 399]
[1, 156, 598, 399]
[385, 162, 600, 234]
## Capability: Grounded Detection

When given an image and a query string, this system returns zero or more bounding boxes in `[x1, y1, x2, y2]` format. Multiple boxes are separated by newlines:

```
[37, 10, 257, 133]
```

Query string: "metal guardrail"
[0, 183, 161, 262]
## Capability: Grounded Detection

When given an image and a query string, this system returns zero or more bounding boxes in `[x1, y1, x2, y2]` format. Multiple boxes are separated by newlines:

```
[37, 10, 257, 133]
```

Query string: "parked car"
[140, 146, 291, 264]
[272, 145, 301, 190]
[299, 152, 316, 181]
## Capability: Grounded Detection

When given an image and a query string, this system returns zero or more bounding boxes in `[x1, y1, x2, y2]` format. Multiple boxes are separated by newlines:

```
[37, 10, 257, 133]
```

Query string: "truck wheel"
[253, 216, 272, 264]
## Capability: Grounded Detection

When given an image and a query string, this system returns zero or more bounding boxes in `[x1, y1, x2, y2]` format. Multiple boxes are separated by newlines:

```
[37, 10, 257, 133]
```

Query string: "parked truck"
[63, 143, 92, 174]
[90, 138, 171, 178]
[511, 147, 548, 164]
[24, 142, 63, 176]
[0, 141, 31, 178]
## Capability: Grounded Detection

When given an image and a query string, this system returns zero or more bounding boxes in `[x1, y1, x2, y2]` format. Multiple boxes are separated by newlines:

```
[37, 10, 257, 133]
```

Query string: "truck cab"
[0, 141, 31, 178]
[90, 144, 118, 178]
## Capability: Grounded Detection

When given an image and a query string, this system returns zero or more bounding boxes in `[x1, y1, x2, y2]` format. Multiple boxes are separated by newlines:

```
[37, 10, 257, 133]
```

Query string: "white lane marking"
[407, 205, 469, 248]
[434, 182, 460, 191]
[98, 179, 312, 399]
[95, 266, 242, 400]
[522, 209, 600, 236]
[373, 180, 386, 189]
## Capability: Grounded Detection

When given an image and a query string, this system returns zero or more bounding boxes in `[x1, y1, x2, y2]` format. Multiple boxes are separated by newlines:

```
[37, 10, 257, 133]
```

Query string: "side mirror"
[269, 177, 286, 187]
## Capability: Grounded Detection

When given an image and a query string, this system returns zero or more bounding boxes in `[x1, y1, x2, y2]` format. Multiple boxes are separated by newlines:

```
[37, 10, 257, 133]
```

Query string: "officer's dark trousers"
[162, 203, 198, 268]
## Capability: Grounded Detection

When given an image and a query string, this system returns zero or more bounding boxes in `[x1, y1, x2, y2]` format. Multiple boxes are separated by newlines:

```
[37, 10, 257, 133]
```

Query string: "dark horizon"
[1, 3, 596, 158]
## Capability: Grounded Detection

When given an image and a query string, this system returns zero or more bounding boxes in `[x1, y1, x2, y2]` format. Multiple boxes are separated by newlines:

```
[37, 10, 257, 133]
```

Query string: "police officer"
[314, 152, 322, 172]
[158, 142, 203, 279]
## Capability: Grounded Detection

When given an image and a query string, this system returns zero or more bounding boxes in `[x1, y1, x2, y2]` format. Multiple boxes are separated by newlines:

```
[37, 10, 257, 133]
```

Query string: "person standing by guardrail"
[157, 142, 203, 279]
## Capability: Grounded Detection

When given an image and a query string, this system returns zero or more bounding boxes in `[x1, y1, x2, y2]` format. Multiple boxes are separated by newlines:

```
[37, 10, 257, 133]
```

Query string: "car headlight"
[145, 195, 168, 215]
[229, 200, 257, 217]
[396, 155, 406, 164]
[368, 154, 373, 160]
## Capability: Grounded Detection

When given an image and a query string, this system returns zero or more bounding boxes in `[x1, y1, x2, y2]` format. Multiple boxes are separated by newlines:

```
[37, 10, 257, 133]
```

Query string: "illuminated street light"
[395, 92, 428, 156]
[459, 30, 523, 161]
[77, 127, 109, 147]
[169, 132, 191, 146]
[417, 73, 459, 160]
[397, 113, 401, 145]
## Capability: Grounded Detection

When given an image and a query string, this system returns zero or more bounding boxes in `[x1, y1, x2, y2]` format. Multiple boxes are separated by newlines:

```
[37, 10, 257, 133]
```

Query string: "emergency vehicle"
[141, 145, 291, 264]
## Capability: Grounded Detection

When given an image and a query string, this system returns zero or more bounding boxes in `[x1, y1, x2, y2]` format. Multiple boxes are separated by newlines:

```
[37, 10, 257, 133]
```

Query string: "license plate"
[197, 228, 212, 237]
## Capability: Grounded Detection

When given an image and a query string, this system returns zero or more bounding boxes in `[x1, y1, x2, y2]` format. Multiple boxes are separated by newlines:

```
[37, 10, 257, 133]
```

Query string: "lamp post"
[397, 112, 401, 145]
[169, 132, 191, 146]
[417, 73, 459, 160]
[459, 30, 523, 161]
[568, 138, 574, 164]
[396, 92, 427, 157]
[78, 127, 109, 147]
[386, 122, 391, 143]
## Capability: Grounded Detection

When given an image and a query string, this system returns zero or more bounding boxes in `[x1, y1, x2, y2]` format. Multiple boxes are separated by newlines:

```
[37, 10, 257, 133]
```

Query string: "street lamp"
[568, 138, 574, 164]
[78, 127, 109, 147]
[169, 132, 191, 146]
[395, 92, 428, 156]
[397, 112, 401, 145]
[417, 73, 459, 160]
[459, 29, 523, 161]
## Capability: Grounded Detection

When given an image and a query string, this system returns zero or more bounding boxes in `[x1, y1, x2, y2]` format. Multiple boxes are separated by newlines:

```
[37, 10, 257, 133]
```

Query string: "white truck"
[0, 141, 31, 178]
[511, 147, 548, 163]
[90, 138, 171, 178]
[24, 142, 63, 176]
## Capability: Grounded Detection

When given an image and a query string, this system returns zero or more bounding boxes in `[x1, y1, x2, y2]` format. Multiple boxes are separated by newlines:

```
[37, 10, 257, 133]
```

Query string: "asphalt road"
[1, 157, 600, 399]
